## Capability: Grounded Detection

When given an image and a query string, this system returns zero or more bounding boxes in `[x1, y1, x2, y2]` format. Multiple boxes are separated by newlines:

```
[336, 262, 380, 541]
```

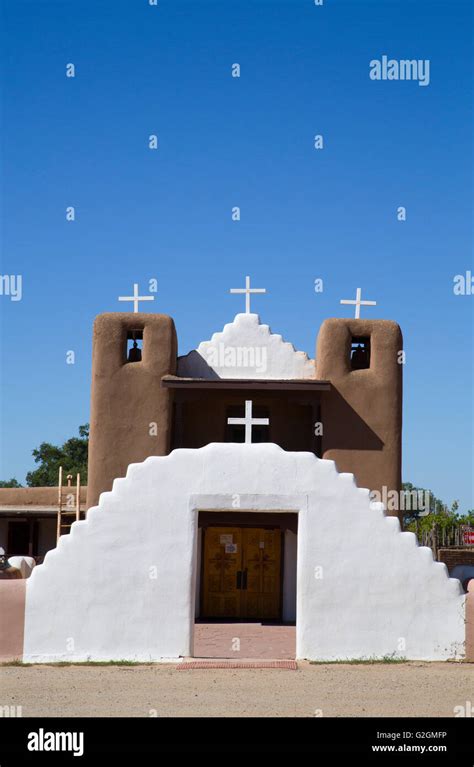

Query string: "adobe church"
[87, 288, 401, 515]
[0, 281, 470, 663]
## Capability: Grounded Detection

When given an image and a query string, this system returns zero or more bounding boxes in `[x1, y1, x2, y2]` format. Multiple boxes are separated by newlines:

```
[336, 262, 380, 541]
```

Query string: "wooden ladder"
[56, 466, 81, 543]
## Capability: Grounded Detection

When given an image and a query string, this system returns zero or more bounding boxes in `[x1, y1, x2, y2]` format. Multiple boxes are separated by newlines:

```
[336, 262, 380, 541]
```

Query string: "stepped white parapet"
[22, 444, 465, 662]
[177, 314, 315, 379]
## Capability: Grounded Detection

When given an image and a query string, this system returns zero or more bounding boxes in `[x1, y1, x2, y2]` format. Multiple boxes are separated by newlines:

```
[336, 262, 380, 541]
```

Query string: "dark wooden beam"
[161, 375, 331, 392]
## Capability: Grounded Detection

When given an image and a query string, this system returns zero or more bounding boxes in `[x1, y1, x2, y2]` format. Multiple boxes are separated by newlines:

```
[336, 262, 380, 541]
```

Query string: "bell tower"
[315, 318, 403, 505]
[86, 312, 177, 508]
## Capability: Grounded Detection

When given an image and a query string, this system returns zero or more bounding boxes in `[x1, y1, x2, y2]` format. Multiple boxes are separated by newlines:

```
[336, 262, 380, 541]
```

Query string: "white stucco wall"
[23, 444, 465, 662]
[177, 313, 315, 379]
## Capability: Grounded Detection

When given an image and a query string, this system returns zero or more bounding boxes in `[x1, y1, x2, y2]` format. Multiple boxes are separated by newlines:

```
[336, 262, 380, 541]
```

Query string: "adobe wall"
[316, 319, 402, 513]
[0, 487, 87, 507]
[86, 313, 177, 508]
[19, 444, 464, 662]
[0, 580, 26, 662]
[439, 548, 474, 573]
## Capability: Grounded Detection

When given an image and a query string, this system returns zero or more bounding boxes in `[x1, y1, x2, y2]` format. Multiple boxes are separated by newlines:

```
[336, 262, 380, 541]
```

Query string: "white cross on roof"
[230, 275, 266, 314]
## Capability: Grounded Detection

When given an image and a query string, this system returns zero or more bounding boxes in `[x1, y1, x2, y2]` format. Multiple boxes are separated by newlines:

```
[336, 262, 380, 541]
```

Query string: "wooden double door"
[202, 526, 281, 620]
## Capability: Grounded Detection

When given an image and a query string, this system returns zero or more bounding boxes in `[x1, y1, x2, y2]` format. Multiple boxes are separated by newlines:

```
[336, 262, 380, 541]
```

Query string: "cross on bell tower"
[118, 283, 155, 313]
[340, 287, 377, 319]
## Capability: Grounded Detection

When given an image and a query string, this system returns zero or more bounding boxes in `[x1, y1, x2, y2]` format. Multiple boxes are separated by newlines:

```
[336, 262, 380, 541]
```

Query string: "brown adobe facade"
[86, 311, 403, 514]
[0, 309, 403, 563]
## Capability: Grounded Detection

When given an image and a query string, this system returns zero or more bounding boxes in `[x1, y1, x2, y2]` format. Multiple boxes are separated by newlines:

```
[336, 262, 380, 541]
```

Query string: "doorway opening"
[193, 511, 297, 659]
[7, 519, 38, 557]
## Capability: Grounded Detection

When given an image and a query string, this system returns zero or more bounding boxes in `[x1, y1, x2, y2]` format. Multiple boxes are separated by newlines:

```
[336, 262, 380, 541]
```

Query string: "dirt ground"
[1, 661, 473, 717]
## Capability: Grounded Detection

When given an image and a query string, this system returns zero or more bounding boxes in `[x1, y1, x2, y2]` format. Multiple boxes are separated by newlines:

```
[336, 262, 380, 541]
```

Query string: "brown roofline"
[161, 375, 331, 391]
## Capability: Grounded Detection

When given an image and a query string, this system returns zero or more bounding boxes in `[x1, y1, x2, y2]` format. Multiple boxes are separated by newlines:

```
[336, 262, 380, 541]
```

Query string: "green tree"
[464, 510, 474, 525]
[402, 481, 471, 540]
[0, 478, 23, 488]
[25, 424, 89, 487]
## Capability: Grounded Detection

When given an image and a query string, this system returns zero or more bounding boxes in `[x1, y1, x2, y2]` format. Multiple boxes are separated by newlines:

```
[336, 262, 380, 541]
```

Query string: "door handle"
[236, 570, 242, 589]
[242, 569, 248, 590]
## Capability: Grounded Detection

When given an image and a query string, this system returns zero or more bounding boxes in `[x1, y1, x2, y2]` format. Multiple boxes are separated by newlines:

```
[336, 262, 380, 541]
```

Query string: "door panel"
[202, 527, 242, 618]
[201, 526, 281, 620]
[241, 528, 281, 620]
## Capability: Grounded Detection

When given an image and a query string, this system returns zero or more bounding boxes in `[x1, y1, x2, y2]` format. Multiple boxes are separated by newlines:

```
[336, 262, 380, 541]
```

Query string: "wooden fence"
[416, 524, 474, 555]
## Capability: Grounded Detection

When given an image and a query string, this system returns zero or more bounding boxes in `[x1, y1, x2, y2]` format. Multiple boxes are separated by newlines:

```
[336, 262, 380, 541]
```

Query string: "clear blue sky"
[1, 0, 472, 511]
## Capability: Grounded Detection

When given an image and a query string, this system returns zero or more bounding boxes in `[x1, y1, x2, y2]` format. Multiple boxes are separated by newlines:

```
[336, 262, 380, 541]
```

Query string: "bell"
[351, 344, 368, 370]
[128, 339, 142, 363]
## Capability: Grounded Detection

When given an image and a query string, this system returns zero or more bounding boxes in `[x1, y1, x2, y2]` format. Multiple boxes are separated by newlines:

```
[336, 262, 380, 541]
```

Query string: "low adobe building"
[0, 487, 87, 564]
